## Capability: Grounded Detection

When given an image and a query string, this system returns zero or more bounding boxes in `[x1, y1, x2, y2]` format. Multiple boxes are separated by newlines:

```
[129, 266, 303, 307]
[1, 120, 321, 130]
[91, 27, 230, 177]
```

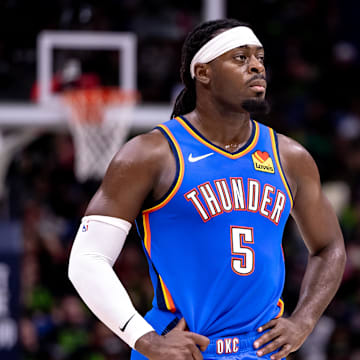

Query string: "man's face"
[207, 45, 267, 111]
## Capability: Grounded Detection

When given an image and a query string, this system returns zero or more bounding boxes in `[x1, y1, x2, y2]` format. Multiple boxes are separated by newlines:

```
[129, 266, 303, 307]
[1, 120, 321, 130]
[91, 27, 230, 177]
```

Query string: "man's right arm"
[85, 130, 170, 221]
[68, 130, 209, 359]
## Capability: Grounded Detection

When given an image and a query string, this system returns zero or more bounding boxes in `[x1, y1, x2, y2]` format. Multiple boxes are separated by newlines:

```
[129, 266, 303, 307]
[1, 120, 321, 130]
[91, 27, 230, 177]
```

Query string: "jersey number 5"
[231, 226, 254, 276]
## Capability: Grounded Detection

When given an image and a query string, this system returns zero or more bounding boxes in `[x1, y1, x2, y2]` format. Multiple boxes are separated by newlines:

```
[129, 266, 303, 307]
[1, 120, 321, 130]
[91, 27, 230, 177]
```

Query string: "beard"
[242, 98, 270, 116]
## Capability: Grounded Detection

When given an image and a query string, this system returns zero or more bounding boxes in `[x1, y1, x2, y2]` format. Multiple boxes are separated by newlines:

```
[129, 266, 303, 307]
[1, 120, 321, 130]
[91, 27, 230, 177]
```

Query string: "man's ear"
[194, 63, 211, 85]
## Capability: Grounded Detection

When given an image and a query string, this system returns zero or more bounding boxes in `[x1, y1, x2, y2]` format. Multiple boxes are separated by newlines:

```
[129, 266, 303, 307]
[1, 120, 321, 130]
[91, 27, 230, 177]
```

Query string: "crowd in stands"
[0, 0, 359, 359]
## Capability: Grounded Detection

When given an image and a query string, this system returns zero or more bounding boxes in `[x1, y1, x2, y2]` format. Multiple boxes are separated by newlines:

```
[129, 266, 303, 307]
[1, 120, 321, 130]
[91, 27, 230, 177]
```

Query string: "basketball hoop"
[63, 87, 138, 182]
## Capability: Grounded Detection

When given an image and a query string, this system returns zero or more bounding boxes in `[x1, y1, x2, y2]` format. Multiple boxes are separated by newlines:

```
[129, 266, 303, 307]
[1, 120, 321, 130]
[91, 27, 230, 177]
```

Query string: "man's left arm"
[254, 135, 346, 359]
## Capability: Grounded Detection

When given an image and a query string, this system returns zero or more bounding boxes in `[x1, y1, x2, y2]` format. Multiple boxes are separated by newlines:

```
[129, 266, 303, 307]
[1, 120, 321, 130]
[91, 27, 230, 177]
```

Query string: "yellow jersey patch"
[252, 150, 275, 174]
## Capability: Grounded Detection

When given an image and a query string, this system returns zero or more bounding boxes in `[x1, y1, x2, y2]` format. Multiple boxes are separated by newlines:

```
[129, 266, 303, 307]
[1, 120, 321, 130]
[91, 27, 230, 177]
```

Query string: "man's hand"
[253, 317, 313, 360]
[135, 318, 210, 360]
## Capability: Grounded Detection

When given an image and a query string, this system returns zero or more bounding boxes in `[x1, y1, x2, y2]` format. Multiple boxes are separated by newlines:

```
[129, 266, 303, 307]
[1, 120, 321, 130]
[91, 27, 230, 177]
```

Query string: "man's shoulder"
[115, 127, 171, 163]
[134, 127, 169, 147]
[277, 133, 320, 196]
[107, 128, 171, 171]
[277, 133, 313, 164]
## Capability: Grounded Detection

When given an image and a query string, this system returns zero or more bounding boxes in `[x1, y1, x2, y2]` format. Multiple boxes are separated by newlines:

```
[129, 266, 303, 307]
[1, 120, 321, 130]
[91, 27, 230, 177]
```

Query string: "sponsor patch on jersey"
[252, 150, 275, 173]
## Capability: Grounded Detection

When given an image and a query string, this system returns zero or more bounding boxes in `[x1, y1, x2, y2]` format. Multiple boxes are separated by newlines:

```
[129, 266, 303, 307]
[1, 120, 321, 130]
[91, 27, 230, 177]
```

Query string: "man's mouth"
[248, 80, 266, 92]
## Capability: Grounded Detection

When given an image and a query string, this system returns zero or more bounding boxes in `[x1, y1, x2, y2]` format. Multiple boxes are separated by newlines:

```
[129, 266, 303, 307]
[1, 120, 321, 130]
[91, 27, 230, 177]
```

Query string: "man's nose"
[248, 55, 265, 74]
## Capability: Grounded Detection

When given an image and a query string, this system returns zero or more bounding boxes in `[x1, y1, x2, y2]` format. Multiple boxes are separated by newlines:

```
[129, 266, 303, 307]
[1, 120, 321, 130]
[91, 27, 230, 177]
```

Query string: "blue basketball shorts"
[200, 332, 285, 360]
[131, 308, 285, 360]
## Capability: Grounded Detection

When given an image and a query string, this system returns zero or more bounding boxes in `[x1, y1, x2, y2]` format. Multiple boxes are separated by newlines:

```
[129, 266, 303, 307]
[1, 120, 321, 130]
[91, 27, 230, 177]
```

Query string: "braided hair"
[171, 19, 251, 119]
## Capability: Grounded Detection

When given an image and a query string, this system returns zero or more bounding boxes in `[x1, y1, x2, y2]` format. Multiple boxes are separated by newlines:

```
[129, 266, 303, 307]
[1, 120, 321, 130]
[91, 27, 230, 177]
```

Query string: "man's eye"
[258, 55, 265, 63]
[235, 55, 247, 61]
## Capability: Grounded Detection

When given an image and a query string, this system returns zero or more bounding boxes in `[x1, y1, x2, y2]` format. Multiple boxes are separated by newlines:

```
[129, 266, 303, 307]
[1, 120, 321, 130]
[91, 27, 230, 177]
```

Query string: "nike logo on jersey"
[188, 152, 214, 162]
[119, 314, 135, 332]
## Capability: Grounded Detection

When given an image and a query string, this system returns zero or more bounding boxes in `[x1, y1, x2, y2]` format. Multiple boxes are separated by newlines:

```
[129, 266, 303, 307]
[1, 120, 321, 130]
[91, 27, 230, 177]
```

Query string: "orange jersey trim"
[281, 244, 285, 261]
[176, 116, 260, 159]
[143, 213, 151, 257]
[159, 276, 176, 313]
[269, 129, 294, 208]
[275, 299, 284, 318]
[143, 124, 185, 214]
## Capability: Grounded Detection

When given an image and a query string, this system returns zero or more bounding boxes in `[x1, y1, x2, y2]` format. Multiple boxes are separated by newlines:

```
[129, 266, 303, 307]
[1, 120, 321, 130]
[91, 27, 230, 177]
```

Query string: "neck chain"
[224, 143, 241, 152]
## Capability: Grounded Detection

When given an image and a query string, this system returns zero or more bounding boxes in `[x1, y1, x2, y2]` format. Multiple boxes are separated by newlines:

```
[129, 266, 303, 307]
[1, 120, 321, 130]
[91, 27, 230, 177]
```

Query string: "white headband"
[190, 26, 262, 78]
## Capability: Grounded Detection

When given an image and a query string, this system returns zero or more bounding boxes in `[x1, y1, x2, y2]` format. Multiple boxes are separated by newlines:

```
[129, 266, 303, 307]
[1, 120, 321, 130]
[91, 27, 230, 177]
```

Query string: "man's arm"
[253, 134, 346, 360]
[68, 130, 209, 359]
[85, 130, 171, 221]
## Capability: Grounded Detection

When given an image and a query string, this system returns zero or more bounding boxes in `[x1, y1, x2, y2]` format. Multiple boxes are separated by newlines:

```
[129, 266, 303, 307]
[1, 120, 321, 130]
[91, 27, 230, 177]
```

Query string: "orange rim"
[63, 87, 139, 124]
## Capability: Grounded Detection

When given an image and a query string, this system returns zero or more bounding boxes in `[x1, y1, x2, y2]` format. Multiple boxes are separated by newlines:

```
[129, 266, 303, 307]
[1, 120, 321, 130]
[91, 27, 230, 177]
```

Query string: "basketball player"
[68, 19, 346, 360]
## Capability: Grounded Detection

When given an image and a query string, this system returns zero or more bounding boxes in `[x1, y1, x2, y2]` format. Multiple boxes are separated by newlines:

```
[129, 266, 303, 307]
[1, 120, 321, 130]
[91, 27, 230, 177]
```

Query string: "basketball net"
[63, 87, 137, 182]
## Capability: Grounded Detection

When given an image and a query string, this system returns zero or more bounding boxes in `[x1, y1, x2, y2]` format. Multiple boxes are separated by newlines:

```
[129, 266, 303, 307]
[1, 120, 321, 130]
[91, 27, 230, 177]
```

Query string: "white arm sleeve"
[68, 215, 154, 348]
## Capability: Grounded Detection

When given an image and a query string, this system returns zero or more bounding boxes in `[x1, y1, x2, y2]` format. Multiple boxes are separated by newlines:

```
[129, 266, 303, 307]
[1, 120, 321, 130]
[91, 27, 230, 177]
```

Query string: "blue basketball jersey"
[135, 116, 293, 338]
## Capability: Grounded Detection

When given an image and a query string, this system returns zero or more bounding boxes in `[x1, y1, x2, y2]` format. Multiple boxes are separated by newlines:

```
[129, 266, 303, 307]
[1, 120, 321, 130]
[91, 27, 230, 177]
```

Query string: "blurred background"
[0, 0, 359, 359]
